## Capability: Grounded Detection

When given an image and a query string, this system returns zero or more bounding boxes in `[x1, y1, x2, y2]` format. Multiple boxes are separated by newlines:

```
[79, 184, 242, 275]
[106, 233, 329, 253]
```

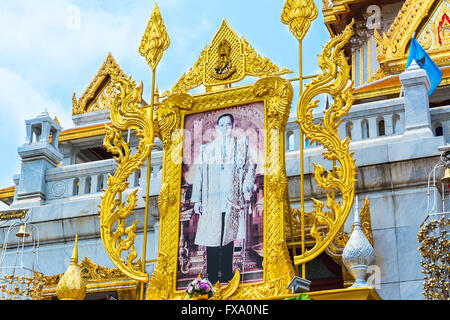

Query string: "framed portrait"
[147, 76, 296, 300]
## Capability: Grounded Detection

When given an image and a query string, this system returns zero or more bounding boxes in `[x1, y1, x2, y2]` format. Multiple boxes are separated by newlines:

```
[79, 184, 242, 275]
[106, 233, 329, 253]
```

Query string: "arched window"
[84, 176, 91, 194]
[305, 139, 310, 148]
[377, 118, 385, 136]
[361, 119, 369, 139]
[73, 178, 79, 196]
[346, 121, 353, 140]
[97, 174, 104, 192]
[435, 123, 443, 136]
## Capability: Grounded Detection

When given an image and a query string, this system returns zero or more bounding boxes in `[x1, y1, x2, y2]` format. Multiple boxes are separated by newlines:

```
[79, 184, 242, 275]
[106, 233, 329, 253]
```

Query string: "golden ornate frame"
[146, 76, 296, 300]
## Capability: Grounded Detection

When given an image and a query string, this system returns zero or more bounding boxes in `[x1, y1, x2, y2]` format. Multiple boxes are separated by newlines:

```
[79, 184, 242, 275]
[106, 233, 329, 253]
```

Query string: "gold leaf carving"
[156, 93, 194, 146]
[42, 257, 136, 286]
[253, 76, 293, 130]
[203, 19, 245, 86]
[374, 0, 447, 75]
[211, 269, 241, 300]
[269, 170, 288, 202]
[158, 182, 176, 219]
[139, 3, 170, 70]
[146, 252, 175, 300]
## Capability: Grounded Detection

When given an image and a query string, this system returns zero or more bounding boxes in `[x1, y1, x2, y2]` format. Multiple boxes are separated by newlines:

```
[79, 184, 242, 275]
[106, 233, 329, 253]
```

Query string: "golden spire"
[56, 235, 87, 300]
[139, 3, 170, 70]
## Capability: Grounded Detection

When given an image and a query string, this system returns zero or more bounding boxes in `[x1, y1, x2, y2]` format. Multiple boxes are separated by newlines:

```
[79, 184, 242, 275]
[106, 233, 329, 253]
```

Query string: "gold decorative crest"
[281, 0, 319, 42]
[209, 39, 237, 80]
[417, 0, 450, 52]
[166, 20, 292, 95]
[139, 3, 170, 70]
[203, 19, 244, 85]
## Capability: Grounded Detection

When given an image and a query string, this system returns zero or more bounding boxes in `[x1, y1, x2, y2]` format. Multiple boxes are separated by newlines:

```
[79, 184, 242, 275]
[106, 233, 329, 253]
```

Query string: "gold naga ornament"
[99, 2, 169, 291]
[282, 0, 357, 268]
[292, 21, 357, 266]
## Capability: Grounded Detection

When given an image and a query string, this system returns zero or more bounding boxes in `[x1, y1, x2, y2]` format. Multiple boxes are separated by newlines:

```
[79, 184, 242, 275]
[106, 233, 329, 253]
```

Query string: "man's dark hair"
[216, 113, 234, 125]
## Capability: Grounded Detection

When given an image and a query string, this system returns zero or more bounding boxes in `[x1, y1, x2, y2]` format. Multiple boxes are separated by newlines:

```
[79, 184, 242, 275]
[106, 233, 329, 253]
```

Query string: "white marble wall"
[2, 60, 449, 300]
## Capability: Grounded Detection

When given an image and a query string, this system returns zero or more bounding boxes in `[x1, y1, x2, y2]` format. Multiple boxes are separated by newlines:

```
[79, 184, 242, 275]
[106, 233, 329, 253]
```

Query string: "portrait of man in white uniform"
[190, 113, 256, 284]
[176, 104, 265, 289]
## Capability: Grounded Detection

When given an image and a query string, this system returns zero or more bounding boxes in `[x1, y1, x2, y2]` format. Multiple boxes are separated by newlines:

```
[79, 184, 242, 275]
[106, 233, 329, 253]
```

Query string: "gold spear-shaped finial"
[281, 0, 318, 42]
[139, 3, 170, 71]
[281, 0, 318, 280]
[137, 2, 170, 301]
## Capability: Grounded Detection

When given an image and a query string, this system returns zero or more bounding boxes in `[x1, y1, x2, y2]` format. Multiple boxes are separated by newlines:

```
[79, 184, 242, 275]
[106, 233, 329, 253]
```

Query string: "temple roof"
[374, 0, 450, 77]
[72, 53, 127, 116]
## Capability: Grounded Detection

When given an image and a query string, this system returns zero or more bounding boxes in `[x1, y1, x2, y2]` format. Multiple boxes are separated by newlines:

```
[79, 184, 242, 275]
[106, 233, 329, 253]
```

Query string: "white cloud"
[0, 67, 69, 187]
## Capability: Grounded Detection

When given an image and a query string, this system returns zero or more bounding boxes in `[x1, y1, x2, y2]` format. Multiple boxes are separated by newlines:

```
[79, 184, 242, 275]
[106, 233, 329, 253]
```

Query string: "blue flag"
[405, 37, 442, 95]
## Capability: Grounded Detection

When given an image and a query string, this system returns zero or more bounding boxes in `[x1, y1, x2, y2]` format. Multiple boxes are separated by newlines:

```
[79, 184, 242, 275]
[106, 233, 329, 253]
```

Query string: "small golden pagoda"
[56, 235, 87, 300]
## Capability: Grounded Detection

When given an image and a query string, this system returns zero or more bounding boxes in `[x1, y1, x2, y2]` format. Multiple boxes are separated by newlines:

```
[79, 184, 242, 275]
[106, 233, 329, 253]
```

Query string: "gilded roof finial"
[154, 84, 160, 104]
[56, 235, 87, 300]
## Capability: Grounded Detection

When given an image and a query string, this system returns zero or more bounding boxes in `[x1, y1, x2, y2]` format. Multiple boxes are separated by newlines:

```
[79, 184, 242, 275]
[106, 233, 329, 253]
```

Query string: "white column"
[78, 176, 88, 195]
[368, 117, 378, 138]
[385, 115, 394, 136]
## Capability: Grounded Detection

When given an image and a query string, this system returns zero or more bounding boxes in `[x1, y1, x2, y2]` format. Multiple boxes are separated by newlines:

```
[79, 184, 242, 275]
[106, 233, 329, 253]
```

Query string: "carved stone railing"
[285, 97, 406, 152]
[45, 151, 163, 202]
[286, 101, 450, 154]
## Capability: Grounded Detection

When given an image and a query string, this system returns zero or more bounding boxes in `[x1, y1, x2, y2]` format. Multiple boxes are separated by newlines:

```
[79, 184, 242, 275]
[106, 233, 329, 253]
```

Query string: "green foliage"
[284, 293, 314, 300]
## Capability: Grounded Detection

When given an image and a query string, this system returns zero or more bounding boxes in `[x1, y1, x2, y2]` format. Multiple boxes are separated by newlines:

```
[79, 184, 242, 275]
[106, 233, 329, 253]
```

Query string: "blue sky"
[0, 0, 330, 192]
